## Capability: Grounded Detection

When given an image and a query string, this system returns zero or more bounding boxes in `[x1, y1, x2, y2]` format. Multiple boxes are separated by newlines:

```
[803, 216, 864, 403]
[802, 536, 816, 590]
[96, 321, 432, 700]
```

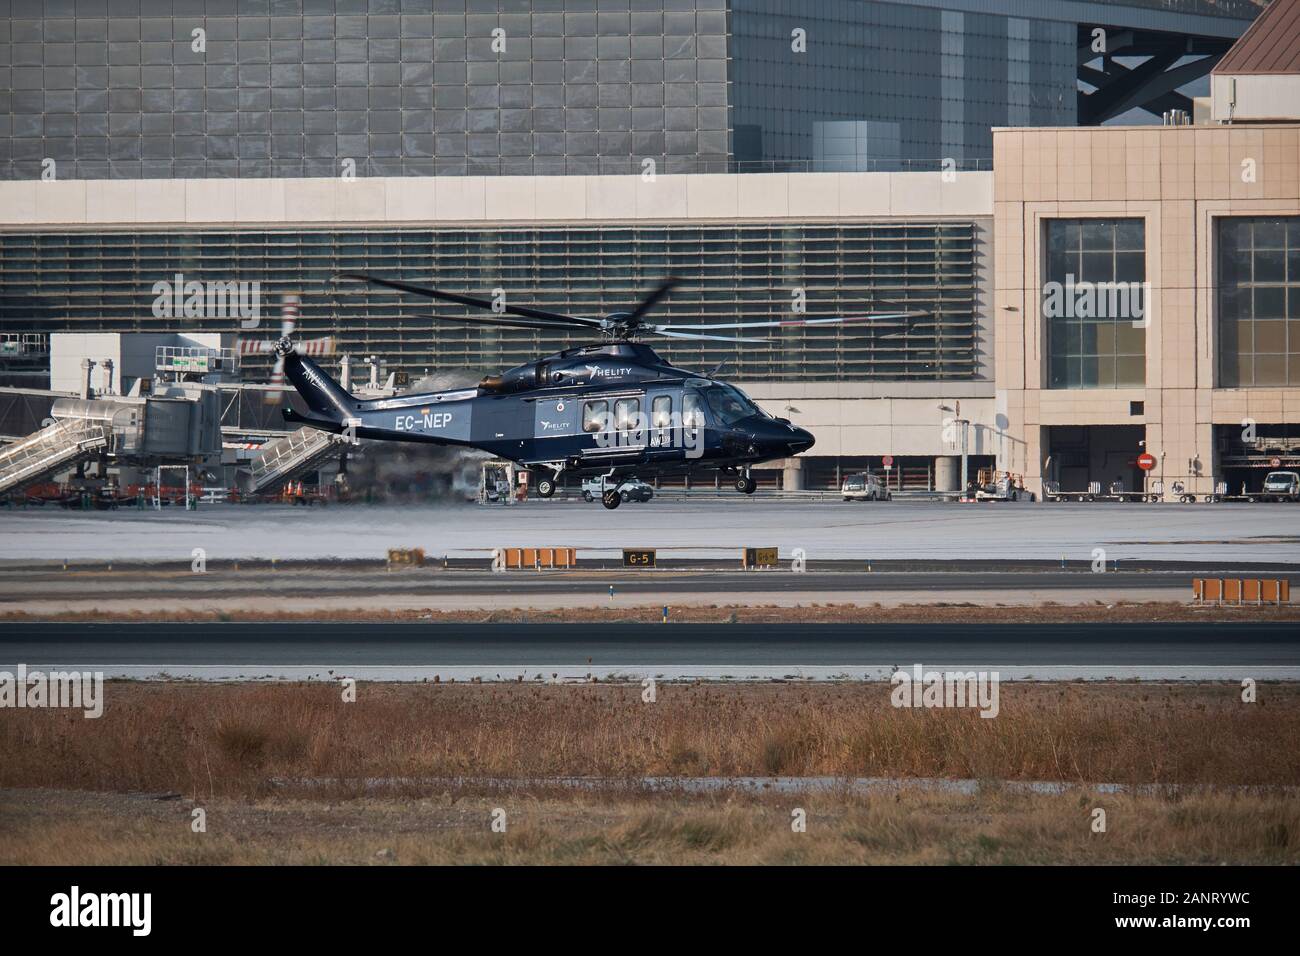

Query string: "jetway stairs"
[0, 417, 110, 495]
[241, 426, 350, 494]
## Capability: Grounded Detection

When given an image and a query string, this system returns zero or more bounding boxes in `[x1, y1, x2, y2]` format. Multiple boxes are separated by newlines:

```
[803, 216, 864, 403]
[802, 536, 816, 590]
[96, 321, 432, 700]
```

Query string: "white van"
[842, 473, 890, 502]
[1262, 471, 1300, 502]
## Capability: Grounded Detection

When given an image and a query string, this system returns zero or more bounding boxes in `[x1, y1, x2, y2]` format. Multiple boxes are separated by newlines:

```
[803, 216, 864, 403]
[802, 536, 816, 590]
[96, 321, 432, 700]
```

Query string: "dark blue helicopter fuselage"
[282, 341, 814, 478]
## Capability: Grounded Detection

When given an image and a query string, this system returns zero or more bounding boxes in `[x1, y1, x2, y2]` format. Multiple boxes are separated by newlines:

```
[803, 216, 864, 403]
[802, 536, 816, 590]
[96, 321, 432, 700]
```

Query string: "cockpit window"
[700, 385, 760, 425]
[683, 392, 705, 428]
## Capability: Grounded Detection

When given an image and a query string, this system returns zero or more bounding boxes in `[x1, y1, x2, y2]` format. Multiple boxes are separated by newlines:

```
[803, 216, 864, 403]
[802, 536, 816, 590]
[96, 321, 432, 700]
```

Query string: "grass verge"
[2, 682, 1297, 797]
[2, 787, 1294, 865]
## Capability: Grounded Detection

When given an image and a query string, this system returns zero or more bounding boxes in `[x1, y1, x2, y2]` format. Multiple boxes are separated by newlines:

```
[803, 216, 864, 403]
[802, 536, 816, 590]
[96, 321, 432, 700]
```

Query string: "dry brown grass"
[1, 601, 1297, 624]
[2, 682, 1298, 800]
[2, 786, 1295, 865]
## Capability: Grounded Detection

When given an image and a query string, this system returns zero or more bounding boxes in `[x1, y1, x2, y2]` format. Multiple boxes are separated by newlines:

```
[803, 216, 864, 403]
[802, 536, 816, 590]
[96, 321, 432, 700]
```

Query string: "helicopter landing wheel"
[735, 475, 757, 495]
[601, 489, 621, 510]
[536, 477, 556, 498]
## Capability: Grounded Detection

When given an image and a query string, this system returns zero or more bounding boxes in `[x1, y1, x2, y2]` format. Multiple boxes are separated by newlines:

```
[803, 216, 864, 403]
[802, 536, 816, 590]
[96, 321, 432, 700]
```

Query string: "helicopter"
[275, 274, 922, 509]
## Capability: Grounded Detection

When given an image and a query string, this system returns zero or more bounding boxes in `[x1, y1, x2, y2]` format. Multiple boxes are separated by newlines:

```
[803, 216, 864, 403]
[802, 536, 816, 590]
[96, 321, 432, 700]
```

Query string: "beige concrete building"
[992, 0, 1300, 500]
[994, 122, 1300, 496]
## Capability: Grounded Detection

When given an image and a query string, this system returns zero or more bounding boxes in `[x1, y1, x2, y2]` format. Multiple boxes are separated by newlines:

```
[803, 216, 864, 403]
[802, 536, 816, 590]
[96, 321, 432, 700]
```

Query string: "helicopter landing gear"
[735, 472, 757, 495]
[601, 489, 622, 510]
[533, 460, 567, 499]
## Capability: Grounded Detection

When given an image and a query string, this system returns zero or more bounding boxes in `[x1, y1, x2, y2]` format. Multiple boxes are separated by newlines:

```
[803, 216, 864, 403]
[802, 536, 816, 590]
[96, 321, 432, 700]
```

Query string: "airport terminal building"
[2, 0, 1291, 496]
[996, 0, 1300, 498]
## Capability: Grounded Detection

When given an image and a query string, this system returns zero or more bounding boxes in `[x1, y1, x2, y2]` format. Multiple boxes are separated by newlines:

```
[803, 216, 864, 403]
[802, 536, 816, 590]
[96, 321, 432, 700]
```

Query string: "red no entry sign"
[1137, 452, 1156, 471]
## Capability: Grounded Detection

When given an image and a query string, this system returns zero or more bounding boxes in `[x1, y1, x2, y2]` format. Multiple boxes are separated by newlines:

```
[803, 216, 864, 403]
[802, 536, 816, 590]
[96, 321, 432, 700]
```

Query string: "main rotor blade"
[657, 311, 923, 332]
[420, 312, 587, 333]
[335, 273, 604, 329]
[623, 276, 678, 325]
[649, 328, 773, 344]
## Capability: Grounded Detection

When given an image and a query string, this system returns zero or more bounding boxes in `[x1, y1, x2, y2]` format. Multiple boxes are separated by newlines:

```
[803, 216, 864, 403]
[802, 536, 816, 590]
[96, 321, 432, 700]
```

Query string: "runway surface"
[4, 499, 1300, 564]
[3, 564, 1295, 614]
[5, 567, 1298, 599]
[4, 621, 1297, 682]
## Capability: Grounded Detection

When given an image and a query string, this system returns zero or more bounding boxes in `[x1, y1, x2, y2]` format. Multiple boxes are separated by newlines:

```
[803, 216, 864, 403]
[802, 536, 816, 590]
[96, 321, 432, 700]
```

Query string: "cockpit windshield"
[700, 384, 762, 425]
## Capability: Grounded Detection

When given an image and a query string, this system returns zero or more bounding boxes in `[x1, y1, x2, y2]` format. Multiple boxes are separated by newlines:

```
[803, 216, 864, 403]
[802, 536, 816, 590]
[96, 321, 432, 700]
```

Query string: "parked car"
[1262, 470, 1300, 502]
[581, 477, 654, 503]
[842, 472, 891, 502]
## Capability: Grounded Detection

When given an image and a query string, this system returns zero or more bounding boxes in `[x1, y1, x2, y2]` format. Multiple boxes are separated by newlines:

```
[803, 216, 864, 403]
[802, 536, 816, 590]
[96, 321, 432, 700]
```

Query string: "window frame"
[1042, 216, 1147, 390]
[614, 397, 640, 431]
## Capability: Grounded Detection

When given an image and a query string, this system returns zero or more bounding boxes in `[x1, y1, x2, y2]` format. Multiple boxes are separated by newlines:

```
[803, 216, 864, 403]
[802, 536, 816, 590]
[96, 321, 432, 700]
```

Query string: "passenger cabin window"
[614, 398, 640, 430]
[651, 395, 672, 428]
[582, 400, 608, 433]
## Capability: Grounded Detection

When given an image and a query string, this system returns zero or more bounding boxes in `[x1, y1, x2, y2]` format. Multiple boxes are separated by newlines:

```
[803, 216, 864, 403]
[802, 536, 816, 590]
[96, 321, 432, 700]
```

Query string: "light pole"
[939, 402, 970, 494]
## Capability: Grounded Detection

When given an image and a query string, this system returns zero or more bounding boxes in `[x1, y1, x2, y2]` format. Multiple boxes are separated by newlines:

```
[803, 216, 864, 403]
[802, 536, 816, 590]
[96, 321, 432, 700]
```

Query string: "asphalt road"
[5, 567, 1296, 602]
[5, 499, 1299, 564]
[3, 622, 1297, 681]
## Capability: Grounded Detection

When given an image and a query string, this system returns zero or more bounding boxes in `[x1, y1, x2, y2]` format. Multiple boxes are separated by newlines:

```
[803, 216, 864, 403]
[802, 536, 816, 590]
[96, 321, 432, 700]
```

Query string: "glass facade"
[1043, 218, 1146, 389]
[0, 221, 983, 381]
[730, 0, 1074, 169]
[1218, 216, 1300, 388]
[0, 1, 1258, 180]
[0, 0, 730, 179]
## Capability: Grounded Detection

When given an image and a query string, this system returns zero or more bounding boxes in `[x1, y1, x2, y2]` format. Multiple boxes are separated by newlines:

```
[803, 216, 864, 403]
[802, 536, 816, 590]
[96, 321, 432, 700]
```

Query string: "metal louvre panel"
[0, 220, 983, 382]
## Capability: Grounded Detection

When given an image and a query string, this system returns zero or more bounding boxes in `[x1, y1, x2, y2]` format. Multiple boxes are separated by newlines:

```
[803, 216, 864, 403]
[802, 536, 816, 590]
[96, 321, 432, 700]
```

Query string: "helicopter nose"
[787, 425, 815, 455]
[747, 419, 814, 457]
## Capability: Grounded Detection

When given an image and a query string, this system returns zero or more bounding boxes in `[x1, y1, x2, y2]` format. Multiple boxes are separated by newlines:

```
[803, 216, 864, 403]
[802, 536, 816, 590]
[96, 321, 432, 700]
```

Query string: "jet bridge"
[0, 416, 110, 495]
[238, 426, 353, 495]
[0, 392, 222, 497]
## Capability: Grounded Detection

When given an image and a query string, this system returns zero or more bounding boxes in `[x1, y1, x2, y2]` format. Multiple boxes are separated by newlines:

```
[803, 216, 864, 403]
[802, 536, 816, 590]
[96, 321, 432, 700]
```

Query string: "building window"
[1218, 217, 1300, 387]
[1043, 218, 1146, 389]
